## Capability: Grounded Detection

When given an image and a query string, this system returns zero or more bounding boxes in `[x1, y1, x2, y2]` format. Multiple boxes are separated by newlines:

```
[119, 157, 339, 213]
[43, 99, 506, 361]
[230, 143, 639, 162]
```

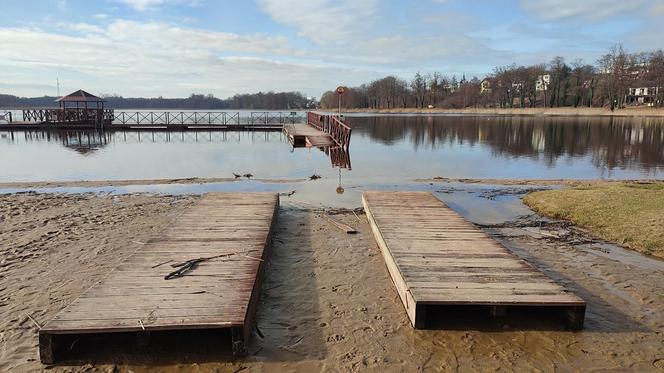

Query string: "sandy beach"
[1, 191, 663, 372]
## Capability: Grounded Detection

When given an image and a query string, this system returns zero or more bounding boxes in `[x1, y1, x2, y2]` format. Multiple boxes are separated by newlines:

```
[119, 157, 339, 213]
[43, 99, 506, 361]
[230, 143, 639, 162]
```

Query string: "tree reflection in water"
[351, 115, 664, 172]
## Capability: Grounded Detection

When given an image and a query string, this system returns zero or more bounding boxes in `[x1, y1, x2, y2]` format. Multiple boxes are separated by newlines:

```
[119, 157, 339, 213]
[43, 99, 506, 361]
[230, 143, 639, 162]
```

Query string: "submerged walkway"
[362, 191, 586, 329]
[39, 192, 279, 363]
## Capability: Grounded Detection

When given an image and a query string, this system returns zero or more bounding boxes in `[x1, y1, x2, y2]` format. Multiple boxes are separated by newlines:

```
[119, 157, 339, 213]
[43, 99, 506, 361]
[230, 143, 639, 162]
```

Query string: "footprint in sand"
[653, 358, 664, 369]
[327, 334, 346, 343]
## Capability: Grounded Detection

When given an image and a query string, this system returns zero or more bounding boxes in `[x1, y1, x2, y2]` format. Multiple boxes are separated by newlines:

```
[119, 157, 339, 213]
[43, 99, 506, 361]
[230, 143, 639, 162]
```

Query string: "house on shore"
[536, 74, 550, 92]
[626, 83, 660, 106]
[480, 78, 492, 93]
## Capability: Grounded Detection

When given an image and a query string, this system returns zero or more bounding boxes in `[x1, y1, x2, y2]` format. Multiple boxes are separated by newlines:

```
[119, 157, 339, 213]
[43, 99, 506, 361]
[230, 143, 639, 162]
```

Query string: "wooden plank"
[362, 191, 586, 330]
[283, 123, 335, 147]
[38, 192, 279, 363]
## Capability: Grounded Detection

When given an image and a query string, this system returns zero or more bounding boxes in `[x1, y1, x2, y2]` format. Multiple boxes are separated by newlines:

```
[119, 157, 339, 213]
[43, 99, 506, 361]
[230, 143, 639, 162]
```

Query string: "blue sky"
[1, 0, 663, 98]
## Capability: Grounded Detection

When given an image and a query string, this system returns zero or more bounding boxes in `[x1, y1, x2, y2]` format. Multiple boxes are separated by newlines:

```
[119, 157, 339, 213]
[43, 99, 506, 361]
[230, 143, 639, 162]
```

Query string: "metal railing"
[21, 108, 114, 124]
[307, 112, 352, 150]
[0, 111, 11, 124]
[112, 111, 303, 126]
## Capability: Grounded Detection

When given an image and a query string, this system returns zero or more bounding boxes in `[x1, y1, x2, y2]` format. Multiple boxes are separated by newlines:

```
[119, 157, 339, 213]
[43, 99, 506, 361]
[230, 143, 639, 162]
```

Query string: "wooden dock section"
[362, 191, 586, 329]
[38, 192, 279, 363]
[283, 123, 335, 147]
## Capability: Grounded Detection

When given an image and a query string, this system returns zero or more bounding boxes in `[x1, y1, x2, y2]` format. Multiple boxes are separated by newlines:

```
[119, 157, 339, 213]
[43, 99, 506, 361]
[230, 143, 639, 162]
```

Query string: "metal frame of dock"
[38, 192, 279, 363]
[3, 110, 304, 131]
[362, 191, 586, 329]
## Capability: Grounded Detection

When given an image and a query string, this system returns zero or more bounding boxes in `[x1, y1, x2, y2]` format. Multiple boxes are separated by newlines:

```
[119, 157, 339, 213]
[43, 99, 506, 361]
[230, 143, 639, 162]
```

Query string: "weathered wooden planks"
[283, 123, 335, 147]
[362, 191, 586, 329]
[39, 192, 279, 363]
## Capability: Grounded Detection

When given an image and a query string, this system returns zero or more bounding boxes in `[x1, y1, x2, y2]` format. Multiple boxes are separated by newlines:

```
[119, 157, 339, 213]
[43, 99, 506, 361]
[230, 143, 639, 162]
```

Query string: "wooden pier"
[282, 112, 352, 150]
[283, 123, 336, 147]
[38, 192, 279, 363]
[362, 191, 586, 329]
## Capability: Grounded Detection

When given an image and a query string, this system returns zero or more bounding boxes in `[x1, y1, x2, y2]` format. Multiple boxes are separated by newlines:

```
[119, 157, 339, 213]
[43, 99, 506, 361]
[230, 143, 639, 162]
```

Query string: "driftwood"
[25, 313, 42, 330]
[151, 259, 173, 268]
[164, 253, 234, 280]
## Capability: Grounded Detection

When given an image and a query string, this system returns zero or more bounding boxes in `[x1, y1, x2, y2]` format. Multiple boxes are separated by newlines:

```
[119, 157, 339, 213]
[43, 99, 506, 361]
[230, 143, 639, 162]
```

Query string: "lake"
[1, 115, 663, 184]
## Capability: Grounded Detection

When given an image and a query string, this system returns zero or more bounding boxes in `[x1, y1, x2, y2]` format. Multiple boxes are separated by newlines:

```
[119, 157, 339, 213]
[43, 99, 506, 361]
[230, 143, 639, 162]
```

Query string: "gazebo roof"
[56, 89, 106, 103]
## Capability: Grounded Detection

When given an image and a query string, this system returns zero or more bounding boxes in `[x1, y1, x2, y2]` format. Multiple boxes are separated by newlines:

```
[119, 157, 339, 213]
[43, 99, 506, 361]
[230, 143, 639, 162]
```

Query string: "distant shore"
[336, 107, 664, 117]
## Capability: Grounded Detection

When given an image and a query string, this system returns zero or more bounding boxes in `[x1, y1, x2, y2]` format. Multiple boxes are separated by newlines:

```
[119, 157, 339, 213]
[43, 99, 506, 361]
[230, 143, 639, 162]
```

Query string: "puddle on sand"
[577, 242, 664, 272]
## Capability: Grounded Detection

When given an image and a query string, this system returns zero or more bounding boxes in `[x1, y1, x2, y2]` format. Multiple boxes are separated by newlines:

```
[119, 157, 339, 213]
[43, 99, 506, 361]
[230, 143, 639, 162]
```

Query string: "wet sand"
[1, 192, 663, 372]
[0, 177, 657, 191]
[0, 177, 306, 190]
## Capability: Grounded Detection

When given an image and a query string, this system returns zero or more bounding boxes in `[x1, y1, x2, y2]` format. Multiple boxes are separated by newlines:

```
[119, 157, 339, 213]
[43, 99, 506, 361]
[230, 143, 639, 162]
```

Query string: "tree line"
[320, 45, 664, 110]
[0, 91, 315, 110]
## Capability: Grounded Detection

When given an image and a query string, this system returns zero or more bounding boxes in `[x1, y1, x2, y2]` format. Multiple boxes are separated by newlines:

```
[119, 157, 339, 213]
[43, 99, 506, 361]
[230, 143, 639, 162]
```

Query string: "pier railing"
[112, 111, 303, 126]
[13, 110, 304, 127]
[307, 112, 352, 150]
[0, 111, 11, 123]
[22, 108, 114, 124]
[326, 146, 352, 169]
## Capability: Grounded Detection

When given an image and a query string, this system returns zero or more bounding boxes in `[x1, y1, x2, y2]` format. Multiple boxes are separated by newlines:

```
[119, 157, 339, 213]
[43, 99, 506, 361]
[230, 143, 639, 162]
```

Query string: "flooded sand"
[1, 191, 662, 372]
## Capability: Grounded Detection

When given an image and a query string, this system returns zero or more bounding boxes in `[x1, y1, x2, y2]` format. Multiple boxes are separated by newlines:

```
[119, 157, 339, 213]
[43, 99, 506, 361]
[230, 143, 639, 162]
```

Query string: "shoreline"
[417, 177, 664, 186]
[336, 107, 664, 117]
[0, 177, 307, 189]
[1, 177, 662, 190]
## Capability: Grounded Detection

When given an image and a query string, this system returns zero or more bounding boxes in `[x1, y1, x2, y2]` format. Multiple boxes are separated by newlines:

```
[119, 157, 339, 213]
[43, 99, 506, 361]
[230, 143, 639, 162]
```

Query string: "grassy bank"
[523, 182, 664, 259]
[338, 107, 664, 117]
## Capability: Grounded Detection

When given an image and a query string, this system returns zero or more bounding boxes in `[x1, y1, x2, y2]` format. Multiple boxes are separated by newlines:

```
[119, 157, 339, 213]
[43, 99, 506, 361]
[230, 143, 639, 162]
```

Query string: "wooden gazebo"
[21, 89, 114, 127]
[56, 89, 107, 110]
[49, 89, 113, 127]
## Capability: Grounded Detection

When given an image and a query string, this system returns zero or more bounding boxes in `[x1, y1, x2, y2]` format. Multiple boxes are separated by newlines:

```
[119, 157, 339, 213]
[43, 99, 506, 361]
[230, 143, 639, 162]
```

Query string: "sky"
[1, 0, 663, 99]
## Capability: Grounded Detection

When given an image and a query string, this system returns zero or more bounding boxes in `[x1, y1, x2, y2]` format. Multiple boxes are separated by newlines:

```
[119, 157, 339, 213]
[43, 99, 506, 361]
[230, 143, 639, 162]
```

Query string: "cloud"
[0, 21, 378, 97]
[257, 0, 503, 71]
[258, 0, 380, 45]
[652, 2, 664, 15]
[520, 0, 647, 20]
[65, 23, 105, 34]
[115, 0, 166, 11]
[104, 20, 298, 55]
[114, 0, 198, 11]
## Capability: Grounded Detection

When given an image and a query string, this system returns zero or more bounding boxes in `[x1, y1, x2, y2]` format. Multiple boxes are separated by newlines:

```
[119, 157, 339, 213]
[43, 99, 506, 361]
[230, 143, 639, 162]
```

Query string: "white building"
[536, 74, 550, 91]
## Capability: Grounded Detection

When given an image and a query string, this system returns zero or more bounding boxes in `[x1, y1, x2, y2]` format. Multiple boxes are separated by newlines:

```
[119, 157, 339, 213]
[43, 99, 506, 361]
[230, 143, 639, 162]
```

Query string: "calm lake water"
[1, 115, 663, 183]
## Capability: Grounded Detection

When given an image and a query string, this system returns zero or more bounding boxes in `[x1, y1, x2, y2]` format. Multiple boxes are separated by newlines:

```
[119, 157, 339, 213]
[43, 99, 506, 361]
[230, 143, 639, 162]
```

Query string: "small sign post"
[336, 86, 346, 118]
